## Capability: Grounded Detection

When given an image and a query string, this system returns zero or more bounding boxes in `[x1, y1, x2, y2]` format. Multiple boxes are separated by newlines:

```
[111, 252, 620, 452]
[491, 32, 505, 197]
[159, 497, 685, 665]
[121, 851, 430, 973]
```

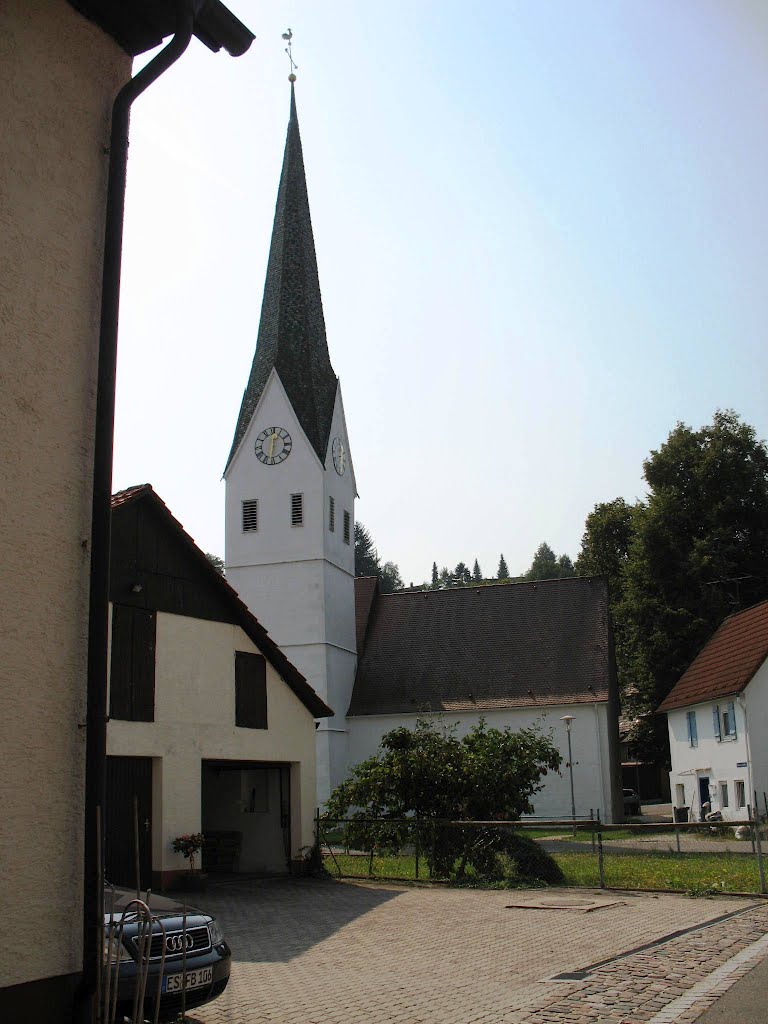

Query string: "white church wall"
[107, 611, 318, 876]
[745, 660, 768, 815]
[346, 703, 617, 822]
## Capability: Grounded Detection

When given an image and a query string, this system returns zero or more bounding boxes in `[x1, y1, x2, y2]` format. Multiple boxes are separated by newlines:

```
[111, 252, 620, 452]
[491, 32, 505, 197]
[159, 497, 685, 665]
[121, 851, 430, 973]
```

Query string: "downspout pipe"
[77, 4, 194, 1019]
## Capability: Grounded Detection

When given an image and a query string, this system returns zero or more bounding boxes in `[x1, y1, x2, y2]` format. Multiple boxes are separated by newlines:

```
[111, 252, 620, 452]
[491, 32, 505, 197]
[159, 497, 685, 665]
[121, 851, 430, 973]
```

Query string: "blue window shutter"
[713, 706, 721, 741]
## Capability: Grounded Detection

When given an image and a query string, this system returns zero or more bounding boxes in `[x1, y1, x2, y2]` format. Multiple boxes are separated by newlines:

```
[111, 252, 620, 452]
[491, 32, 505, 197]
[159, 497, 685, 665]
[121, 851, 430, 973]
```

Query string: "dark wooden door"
[105, 756, 153, 889]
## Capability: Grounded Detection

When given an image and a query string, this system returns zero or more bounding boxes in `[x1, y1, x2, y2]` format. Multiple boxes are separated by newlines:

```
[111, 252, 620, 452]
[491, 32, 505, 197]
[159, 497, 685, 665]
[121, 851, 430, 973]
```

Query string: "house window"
[713, 706, 721, 741]
[343, 510, 351, 545]
[686, 710, 698, 747]
[719, 782, 729, 808]
[735, 780, 746, 808]
[235, 651, 267, 729]
[110, 605, 156, 722]
[291, 493, 303, 527]
[242, 499, 258, 532]
[329, 495, 335, 532]
[722, 701, 737, 738]
[675, 784, 686, 807]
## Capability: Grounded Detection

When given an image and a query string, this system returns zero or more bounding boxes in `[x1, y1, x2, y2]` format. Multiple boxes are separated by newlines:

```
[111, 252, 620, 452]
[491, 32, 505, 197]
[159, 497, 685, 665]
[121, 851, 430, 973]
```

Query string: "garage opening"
[201, 761, 290, 875]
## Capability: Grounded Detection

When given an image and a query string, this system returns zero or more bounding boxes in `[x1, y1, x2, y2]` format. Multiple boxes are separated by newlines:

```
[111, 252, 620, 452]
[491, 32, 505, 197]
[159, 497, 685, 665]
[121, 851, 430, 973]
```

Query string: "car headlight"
[103, 930, 123, 965]
[208, 919, 225, 946]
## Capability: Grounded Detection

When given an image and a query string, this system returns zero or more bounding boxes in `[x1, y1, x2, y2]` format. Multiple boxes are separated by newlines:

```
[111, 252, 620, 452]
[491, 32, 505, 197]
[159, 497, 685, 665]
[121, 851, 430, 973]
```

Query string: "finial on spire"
[282, 28, 298, 82]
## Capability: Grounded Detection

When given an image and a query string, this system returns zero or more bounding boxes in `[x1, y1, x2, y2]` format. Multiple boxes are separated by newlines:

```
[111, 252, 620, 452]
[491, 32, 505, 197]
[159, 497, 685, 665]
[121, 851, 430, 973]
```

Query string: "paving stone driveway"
[190, 877, 768, 1024]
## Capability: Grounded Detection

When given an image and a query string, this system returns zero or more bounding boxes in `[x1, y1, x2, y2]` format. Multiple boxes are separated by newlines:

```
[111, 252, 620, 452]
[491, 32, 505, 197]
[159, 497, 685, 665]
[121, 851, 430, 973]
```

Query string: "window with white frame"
[719, 781, 729, 808]
[712, 706, 721, 741]
[735, 780, 746, 808]
[686, 710, 698, 747]
[675, 783, 686, 806]
[242, 499, 258, 532]
[291, 493, 303, 527]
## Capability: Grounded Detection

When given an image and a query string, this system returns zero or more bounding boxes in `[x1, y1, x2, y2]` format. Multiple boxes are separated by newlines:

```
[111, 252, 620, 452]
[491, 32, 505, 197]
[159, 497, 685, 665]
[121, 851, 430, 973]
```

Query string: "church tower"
[224, 85, 357, 804]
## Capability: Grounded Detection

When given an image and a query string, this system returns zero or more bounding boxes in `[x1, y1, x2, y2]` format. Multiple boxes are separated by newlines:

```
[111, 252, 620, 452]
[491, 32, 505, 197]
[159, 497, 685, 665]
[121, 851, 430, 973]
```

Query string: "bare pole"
[134, 794, 141, 899]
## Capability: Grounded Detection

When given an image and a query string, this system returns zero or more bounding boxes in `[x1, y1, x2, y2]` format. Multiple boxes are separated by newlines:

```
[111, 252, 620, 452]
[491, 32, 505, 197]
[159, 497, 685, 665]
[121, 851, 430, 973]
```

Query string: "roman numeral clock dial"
[332, 437, 346, 475]
[254, 427, 292, 465]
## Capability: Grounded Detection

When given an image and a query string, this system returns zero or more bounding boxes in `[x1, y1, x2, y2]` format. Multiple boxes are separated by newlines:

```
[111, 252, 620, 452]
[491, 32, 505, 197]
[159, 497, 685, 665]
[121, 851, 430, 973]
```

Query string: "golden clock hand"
[269, 432, 277, 458]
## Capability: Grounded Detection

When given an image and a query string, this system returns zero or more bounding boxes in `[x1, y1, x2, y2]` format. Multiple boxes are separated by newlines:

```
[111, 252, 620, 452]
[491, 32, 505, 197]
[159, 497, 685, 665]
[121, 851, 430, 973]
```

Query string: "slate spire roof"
[225, 84, 338, 472]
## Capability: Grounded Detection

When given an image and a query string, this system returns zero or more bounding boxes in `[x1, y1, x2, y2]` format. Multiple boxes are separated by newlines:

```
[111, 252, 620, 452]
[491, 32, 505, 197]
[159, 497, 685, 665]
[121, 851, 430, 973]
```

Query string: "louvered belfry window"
[291, 493, 303, 527]
[343, 510, 351, 544]
[329, 495, 335, 532]
[242, 499, 258, 532]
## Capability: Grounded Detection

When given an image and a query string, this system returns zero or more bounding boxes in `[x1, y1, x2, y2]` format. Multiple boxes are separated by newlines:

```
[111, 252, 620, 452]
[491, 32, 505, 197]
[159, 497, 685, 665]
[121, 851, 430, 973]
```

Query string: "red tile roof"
[110, 484, 332, 718]
[658, 600, 768, 712]
[350, 576, 613, 716]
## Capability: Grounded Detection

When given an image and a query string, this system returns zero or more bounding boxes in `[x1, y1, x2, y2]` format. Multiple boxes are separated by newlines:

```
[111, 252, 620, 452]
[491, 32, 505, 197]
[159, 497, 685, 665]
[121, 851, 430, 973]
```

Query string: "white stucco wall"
[0, 0, 129, 992]
[107, 611, 318, 874]
[667, 696, 751, 821]
[347, 703, 618, 822]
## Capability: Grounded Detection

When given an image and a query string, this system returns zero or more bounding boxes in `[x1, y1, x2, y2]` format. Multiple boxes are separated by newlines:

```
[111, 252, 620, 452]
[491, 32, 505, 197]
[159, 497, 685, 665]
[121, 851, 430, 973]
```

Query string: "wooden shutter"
[110, 605, 156, 722]
[235, 651, 267, 729]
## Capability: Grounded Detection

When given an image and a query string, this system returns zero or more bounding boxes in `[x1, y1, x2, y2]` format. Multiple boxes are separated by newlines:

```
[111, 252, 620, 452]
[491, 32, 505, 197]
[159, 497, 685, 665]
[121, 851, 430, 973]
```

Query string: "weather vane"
[282, 28, 298, 82]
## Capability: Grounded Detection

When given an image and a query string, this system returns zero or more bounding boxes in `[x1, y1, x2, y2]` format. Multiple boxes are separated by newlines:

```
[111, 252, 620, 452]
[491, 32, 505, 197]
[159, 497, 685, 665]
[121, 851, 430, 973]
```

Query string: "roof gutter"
[77, 5, 195, 1019]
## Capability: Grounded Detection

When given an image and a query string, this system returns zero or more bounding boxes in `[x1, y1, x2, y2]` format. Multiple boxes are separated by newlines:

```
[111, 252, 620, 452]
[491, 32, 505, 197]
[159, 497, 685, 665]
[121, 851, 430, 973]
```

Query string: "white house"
[660, 599, 768, 822]
[107, 485, 331, 889]
[348, 575, 623, 822]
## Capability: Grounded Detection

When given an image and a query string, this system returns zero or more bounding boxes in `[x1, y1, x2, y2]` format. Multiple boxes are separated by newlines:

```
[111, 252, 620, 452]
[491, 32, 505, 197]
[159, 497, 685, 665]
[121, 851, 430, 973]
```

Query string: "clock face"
[332, 437, 346, 475]
[254, 426, 292, 465]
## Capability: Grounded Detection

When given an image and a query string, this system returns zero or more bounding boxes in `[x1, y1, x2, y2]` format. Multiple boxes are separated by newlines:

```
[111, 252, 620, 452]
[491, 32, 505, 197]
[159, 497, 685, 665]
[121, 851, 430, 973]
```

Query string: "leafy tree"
[524, 542, 559, 580]
[524, 543, 575, 581]
[205, 553, 225, 575]
[497, 554, 510, 580]
[621, 411, 768, 757]
[575, 498, 639, 603]
[380, 561, 403, 594]
[354, 522, 380, 577]
[325, 718, 562, 881]
[431, 562, 439, 589]
[439, 566, 451, 588]
[454, 561, 472, 586]
[355, 521, 403, 592]
[472, 559, 482, 582]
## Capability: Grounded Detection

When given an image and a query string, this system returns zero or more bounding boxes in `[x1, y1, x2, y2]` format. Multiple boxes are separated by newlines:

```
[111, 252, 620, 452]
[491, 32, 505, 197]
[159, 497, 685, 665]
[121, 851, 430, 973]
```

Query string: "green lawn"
[325, 848, 763, 894]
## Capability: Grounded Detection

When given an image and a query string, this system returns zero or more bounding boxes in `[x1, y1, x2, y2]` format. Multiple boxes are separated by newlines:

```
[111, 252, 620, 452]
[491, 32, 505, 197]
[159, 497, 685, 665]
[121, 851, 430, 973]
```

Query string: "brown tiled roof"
[110, 485, 332, 718]
[658, 600, 768, 712]
[355, 576, 379, 656]
[349, 576, 612, 716]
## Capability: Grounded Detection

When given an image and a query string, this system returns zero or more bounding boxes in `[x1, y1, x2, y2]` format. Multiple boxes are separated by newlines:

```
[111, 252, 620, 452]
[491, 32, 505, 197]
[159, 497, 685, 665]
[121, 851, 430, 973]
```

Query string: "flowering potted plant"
[172, 832, 206, 890]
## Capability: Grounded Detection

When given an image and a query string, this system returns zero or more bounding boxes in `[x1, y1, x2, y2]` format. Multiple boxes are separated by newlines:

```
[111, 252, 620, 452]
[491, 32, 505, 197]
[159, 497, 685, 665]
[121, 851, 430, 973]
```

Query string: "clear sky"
[113, 1, 768, 586]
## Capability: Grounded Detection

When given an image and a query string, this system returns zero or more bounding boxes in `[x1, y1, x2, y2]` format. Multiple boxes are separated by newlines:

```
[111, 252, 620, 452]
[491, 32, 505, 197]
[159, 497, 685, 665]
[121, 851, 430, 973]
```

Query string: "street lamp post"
[561, 715, 576, 832]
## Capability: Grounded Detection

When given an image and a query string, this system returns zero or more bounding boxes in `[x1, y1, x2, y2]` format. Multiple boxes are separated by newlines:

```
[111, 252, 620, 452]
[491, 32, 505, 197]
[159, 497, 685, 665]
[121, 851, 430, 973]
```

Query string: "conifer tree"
[472, 559, 482, 581]
[431, 562, 439, 589]
[497, 554, 510, 579]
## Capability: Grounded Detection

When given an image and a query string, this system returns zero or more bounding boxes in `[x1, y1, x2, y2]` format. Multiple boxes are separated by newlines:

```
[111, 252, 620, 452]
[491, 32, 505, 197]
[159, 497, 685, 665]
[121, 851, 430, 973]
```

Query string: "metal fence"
[317, 815, 768, 895]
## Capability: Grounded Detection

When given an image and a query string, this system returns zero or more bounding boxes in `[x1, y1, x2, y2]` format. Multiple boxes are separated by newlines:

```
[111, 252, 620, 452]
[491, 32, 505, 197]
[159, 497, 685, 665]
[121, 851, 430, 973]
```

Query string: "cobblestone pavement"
[189, 877, 768, 1024]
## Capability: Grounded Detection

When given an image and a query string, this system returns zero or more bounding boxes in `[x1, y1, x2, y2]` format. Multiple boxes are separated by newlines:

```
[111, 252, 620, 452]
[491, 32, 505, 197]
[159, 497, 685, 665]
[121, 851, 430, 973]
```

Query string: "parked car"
[103, 886, 230, 1022]
[623, 788, 642, 816]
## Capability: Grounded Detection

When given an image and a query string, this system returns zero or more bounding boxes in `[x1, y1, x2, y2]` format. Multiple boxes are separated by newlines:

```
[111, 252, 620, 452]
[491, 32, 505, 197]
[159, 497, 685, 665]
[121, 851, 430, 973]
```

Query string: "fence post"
[597, 827, 605, 888]
[430, 820, 436, 879]
[675, 826, 681, 854]
[590, 809, 595, 853]
[415, 817, 420, 880]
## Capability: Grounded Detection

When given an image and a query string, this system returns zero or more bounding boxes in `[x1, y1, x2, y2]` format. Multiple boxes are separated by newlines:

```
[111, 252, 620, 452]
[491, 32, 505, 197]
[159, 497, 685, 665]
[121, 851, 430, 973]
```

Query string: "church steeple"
[225, 84, 338, 472]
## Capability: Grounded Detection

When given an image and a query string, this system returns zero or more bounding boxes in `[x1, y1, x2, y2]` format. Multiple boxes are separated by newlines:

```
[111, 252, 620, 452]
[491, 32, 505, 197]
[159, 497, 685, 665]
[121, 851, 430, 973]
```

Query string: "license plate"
[162, 966, 213, 993]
